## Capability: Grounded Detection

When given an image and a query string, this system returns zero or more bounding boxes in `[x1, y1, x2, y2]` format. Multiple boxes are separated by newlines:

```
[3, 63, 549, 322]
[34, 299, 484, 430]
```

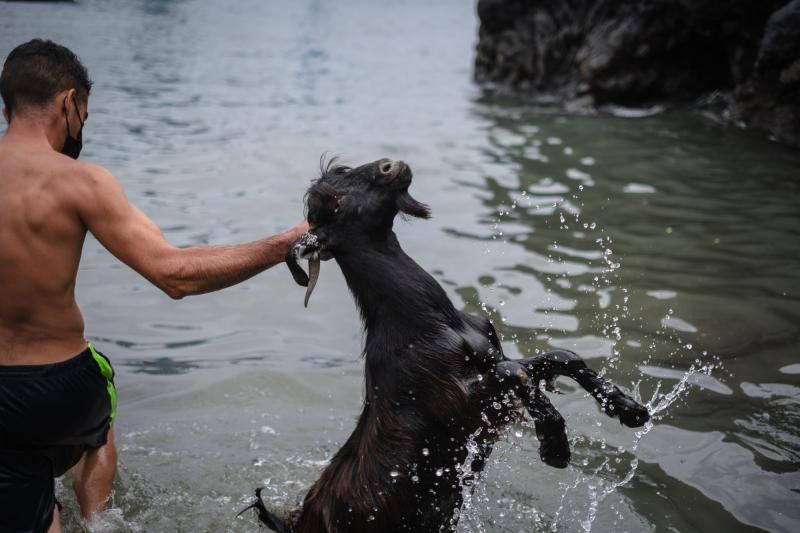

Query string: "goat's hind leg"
[521, 350, 650, 428]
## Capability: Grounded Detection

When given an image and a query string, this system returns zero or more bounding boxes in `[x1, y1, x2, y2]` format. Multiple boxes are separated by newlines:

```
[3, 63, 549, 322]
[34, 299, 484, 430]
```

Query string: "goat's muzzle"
[379, 158, 408, 181]
[286, 232, 322, 308]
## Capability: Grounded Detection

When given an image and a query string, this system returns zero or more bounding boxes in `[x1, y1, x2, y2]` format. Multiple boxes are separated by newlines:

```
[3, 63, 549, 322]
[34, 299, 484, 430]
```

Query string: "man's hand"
[286, 219, 310, 242]
[288, 219, 332, 261]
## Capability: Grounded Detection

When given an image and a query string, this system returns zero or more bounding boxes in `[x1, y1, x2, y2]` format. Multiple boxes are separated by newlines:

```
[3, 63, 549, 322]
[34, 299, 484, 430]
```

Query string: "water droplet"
[390, 470, 399, 478]
[435, 468, 444, 477]
[421, 448, 430, 456]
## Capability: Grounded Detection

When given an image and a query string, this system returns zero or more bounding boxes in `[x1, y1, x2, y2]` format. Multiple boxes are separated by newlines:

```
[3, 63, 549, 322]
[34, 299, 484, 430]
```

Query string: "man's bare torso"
[0, 136, 90, 364]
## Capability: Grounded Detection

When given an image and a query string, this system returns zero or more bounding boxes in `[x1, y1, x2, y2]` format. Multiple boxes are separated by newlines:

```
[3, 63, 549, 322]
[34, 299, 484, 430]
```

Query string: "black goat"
[244, 158, 649, 532]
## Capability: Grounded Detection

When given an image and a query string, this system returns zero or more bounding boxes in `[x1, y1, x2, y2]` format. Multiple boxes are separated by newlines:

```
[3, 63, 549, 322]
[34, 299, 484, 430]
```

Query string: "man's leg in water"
[47, 504, 62, 533]
[71, 427, 117, 519]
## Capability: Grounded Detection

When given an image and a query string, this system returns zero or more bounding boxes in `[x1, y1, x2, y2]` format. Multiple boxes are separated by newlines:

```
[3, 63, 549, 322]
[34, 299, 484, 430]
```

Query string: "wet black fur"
[244, 158, 650, 532]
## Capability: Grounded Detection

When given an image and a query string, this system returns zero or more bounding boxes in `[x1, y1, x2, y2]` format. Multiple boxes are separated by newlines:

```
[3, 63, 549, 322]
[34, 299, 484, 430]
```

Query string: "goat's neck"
[335, 232, 457, 341]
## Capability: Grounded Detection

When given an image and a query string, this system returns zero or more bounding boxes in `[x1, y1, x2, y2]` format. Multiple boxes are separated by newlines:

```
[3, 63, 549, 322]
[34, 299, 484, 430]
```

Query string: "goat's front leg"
[462, 361, 528, 456]
[465, 361, 570, 468]
[518, 350, 650, 428]
[523, 388, 571, 468]
[465, 360, 528, 425]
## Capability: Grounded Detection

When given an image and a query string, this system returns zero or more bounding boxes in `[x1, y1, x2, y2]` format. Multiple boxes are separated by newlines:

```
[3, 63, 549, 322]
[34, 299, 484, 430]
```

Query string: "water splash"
[455, 427, 492, 533]
[447, 358, 716, 532]
[644, 360, 716, 418]
[55, 476, 143, 533]
[561, 360, 717, 532]
[82, 507, 143, 533]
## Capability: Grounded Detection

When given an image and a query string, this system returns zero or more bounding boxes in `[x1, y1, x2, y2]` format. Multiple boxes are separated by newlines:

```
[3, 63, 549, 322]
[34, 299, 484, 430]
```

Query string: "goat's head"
[286, 157, 430, 307]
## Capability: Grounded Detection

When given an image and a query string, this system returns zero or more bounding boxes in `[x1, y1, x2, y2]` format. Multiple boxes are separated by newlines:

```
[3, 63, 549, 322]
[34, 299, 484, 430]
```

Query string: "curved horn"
[304, 252, 320, 308]
[286, 232, 324, 305]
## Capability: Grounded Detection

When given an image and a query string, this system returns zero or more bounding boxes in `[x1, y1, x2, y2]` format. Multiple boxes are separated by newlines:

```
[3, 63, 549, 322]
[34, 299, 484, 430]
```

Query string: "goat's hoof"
[541, 448, 570, 468]
[239, 488, 289, 532]
[535, 421, 570, 469]
[604, 389, 650, 428]
[238, 488, 266, 518]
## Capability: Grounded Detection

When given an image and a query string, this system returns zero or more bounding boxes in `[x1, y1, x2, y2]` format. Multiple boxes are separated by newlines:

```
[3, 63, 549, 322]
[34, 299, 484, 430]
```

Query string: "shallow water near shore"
[2, 0, 799, 532]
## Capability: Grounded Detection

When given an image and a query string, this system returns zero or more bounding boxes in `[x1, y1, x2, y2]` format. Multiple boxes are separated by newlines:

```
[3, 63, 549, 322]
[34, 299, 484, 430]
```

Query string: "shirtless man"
[0, 39, 307, 533]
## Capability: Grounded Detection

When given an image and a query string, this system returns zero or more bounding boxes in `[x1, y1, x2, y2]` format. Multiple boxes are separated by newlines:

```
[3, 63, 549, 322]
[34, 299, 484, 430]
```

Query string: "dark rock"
[732, 0, 800, 147]
[475, 0, 800, 148]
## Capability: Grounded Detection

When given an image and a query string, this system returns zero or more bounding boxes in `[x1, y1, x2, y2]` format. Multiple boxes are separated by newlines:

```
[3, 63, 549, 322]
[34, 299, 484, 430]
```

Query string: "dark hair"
[0, 39, 92, 120]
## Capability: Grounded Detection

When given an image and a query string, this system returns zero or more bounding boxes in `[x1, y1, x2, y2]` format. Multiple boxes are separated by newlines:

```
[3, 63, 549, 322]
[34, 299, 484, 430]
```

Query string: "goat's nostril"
[380, 162, 393, 175]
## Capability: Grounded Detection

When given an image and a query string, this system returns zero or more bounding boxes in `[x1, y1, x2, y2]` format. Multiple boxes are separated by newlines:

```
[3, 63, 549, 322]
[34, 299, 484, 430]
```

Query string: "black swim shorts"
[0, 343, 116, 533]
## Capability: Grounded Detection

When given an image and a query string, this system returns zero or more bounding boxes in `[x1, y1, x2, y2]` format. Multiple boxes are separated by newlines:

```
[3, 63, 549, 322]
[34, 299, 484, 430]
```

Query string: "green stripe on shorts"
[87, 342, 117, 422]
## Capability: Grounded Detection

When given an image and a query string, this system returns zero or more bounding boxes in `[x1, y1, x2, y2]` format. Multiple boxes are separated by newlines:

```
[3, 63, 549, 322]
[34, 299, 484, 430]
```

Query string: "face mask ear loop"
[71, 95, 84, 129]
[63, 96, 73, 139]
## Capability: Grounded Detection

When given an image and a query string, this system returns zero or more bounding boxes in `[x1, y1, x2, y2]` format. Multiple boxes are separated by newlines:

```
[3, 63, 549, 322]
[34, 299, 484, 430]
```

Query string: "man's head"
[1, 39, 91, 157]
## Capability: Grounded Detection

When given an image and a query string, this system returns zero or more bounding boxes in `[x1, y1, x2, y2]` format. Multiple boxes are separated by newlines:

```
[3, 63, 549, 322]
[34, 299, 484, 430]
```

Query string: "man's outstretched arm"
[74, 164, 305, 299]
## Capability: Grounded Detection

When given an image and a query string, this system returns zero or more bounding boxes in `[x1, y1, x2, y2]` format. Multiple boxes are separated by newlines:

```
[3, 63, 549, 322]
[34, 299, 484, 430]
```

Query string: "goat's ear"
[306, 181, 345, 226]
[286, 251, 309, 287]
[396, 191, 431, 219]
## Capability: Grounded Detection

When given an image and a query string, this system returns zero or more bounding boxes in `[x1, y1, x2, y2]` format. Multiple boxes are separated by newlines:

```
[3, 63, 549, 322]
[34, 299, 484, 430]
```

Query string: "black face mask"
[61, 95, 84, 159]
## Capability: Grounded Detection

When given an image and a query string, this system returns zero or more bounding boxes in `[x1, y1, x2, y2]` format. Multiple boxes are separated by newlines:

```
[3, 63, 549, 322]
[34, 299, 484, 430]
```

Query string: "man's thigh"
[0, 449, 57, 533]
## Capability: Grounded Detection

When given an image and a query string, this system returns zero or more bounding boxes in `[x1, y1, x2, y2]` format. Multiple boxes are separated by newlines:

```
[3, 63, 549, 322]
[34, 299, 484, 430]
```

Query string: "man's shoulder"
[60, 157, 111, 179]
[54, 160, 120, 212]
[60, 159, 117, 191]
[0, 139, 112, 182]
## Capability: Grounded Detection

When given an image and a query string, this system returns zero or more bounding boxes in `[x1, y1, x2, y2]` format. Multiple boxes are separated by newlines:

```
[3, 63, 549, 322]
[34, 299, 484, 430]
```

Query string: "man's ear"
[305, 181, 346, 227]
[60, 88, 83, 118]
[58, 88, 73, 108]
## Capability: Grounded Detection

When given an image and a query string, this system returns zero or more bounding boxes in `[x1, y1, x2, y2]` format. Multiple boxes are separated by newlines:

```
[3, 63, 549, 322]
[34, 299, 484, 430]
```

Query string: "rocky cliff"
[475, 0, 800, 147]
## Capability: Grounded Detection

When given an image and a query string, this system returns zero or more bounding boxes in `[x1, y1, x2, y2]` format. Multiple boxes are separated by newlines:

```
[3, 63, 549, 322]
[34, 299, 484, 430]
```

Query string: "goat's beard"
[396, 191, 431, 219]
